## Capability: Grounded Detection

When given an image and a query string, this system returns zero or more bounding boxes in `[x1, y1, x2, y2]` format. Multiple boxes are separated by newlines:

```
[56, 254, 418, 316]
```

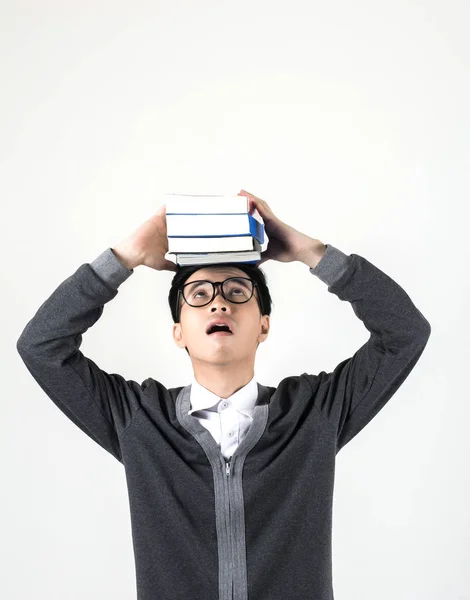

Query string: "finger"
[239, 191, 256, 211]
[240, 189, 264, 205]
[245, 194, 273, 220]
[257, 249, 271, 266]
[152, 204, 166, 218]
[239, 190, 258, 204]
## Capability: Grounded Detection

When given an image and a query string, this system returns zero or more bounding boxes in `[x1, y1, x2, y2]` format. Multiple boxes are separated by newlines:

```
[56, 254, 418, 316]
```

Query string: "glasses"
[176, 277, 264, 321]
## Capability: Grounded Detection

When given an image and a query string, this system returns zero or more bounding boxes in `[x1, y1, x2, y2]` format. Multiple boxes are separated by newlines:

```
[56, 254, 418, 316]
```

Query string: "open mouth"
[206, 324, 233, 336]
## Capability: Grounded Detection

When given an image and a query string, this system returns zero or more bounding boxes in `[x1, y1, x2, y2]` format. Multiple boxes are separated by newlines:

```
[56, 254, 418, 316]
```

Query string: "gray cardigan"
[16, 244, 431, 600]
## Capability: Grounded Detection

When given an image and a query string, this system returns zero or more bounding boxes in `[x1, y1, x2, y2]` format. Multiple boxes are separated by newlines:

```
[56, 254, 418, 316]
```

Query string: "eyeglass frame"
[176, 276, 265, 322]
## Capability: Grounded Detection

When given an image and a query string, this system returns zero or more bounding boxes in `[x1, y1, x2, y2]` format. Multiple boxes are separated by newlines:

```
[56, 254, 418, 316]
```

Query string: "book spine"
[248, 214, 264, 245]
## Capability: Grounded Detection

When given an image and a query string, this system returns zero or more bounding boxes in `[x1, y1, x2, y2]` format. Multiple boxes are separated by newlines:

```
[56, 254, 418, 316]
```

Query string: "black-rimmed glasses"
[176, 277, 264, 321]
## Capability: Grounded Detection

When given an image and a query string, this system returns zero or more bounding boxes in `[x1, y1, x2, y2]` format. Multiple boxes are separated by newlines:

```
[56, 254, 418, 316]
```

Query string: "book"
[172, 249, 261, 266]
[164, 193, 251, 214]
[163, 193, 269, 266]
[168, 235, 260, 253]
[166, 213, 265, 244]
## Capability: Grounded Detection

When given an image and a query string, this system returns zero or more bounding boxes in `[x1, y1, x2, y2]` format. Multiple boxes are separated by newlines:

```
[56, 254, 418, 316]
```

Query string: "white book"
[167, 236, 260, 253]
[171, 250, 261, 266]
[164, 193, 250, 214]
[166, 213, 265, 242]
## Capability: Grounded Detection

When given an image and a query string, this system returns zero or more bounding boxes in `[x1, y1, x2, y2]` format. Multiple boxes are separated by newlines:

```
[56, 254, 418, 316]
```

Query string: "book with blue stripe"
[166, 213, 264, 245]
[168, 235, 260, 253]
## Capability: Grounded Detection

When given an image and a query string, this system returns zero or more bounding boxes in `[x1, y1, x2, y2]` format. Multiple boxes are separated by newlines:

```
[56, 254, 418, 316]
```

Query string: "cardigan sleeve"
[307, 245, 431, 452]
[16, 248, 144, 463]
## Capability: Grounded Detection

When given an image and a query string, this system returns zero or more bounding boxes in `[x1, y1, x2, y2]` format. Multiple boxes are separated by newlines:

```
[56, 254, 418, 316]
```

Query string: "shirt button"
[220, 401, 229, 410]
[228, 431, 234, 437]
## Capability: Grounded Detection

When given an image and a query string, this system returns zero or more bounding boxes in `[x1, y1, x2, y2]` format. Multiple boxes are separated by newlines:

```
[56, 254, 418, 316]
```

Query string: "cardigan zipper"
[224, 457, 233, 598]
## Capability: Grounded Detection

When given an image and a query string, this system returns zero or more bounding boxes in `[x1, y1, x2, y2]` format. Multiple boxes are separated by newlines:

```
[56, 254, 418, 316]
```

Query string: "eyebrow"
[186, 274, 247, 283]
[185, 276, 250, 287]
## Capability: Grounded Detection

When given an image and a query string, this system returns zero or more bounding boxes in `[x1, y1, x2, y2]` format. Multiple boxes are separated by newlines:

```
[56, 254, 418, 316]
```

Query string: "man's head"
[168, 262, 272, 365]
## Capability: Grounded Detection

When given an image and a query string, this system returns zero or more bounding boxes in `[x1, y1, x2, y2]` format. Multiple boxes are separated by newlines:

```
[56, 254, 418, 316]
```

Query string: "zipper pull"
[226, 460, 231, 476]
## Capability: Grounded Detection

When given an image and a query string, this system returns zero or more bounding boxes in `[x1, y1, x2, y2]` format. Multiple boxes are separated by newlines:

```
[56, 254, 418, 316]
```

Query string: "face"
[172, 265, 270, 365]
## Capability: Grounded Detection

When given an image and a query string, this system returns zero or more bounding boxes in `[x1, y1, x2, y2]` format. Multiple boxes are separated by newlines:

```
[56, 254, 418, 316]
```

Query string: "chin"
[198, 347, 237, 362]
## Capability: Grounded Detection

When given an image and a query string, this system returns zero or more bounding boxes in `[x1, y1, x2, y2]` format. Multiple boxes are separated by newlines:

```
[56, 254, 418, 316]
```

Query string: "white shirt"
[188, 375, 258, 460]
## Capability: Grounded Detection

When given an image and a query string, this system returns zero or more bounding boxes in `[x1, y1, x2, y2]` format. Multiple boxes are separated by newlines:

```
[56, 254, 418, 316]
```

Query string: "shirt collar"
[189, 374, 258, 418]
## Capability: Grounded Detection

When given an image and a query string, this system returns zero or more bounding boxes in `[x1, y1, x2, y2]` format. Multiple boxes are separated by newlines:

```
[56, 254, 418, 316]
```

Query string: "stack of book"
[164, 193, 268, 266]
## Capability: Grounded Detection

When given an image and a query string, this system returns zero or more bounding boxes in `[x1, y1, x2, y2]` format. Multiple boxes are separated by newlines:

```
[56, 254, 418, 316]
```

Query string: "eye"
[225, 283, 250, 298]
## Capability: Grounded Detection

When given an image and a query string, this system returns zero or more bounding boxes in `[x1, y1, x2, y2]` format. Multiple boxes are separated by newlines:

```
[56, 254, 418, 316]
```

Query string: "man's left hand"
[238, 189, 326, 267]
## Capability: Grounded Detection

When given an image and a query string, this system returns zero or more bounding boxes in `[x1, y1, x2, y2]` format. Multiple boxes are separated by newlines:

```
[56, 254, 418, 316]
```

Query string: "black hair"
[168, 262, 273, 356]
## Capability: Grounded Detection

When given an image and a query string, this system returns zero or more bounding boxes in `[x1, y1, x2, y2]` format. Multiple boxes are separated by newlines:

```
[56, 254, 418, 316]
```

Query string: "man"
[16, 190, 431, 600]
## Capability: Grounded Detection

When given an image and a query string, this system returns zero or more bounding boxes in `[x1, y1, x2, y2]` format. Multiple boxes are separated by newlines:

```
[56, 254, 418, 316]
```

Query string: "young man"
[16, 190, 431, 600]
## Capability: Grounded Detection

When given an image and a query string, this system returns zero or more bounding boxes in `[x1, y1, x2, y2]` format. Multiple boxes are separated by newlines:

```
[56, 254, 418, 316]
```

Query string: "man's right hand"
[112, 204, 177, 272]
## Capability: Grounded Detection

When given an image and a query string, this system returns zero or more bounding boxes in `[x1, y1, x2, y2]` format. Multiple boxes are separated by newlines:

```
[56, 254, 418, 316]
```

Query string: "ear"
[172, 323, 186, 349]
[257, 315, 270, 343]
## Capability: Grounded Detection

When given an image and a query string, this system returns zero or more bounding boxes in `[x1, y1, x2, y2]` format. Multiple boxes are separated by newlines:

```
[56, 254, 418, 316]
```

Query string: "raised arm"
[16, 205, 177, 462]
[306, 245, 431, 452]
[238, 189, 431, 452]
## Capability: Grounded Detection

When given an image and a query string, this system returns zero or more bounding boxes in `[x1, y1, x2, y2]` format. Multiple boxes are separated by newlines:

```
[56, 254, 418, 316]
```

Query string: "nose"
[209, 283, 230, 312]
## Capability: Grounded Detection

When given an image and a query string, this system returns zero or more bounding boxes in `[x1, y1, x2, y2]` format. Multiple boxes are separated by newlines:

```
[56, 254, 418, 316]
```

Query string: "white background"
[2, 1, 468, 598]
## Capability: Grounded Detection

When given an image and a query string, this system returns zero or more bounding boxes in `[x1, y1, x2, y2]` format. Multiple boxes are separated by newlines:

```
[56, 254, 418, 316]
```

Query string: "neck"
[192, 360, 255, 398]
